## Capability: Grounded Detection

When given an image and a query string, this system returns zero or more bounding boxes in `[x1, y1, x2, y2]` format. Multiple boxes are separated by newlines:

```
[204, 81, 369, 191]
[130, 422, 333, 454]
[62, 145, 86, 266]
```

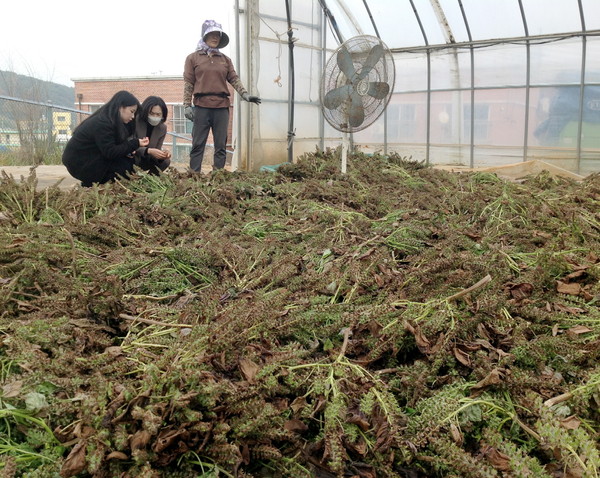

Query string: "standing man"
[183, 19, 261, 172]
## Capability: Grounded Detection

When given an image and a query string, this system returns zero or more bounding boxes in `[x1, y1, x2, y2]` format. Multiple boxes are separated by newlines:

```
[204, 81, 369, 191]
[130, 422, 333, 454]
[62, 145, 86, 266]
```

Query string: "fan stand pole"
[341, 132, 348, 174]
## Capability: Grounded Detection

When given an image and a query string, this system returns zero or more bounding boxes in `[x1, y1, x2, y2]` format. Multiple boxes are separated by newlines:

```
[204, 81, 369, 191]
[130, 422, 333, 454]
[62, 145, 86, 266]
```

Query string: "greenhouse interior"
[233, 0, 600, 176]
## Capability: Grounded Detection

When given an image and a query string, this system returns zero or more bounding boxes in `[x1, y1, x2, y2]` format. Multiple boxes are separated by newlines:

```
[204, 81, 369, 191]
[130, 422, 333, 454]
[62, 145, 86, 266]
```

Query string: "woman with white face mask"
[134, 96, 172, 174]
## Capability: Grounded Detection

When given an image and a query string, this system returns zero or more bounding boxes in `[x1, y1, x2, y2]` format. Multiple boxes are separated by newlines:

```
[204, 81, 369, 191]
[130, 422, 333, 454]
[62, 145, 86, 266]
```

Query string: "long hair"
[138, 96, 168, 123]
[75, 90, 141, 142]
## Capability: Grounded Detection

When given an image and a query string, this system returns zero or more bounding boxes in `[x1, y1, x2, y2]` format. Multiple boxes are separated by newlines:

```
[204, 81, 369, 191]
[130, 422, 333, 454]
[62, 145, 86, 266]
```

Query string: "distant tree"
[0, 63, 68, 164]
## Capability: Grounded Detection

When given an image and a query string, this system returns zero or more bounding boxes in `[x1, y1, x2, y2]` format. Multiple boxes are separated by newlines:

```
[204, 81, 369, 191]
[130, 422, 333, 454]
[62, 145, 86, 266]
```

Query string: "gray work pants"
[190, 106, 229, 171]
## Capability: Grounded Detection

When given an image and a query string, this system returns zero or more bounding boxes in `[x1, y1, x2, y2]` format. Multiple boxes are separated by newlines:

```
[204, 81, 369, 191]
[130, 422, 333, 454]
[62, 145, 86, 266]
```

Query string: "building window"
[388, 103, 417, 141]
[173, 105, 192, 134]
[399, 104, 416, 139]
[463, 104, 489, 142]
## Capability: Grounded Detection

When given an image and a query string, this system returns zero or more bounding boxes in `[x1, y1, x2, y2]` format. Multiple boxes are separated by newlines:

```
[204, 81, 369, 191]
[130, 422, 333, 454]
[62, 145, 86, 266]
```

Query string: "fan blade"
[337, 45, 357, 80]
[367, 82, 390, 99]
[323, 85, 353, 110]
[348, 91, 365, 127]
[356, 44, 384, 81]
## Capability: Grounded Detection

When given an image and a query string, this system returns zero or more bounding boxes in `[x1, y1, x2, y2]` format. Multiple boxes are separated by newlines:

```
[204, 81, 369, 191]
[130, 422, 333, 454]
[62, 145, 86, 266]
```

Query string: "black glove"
[242, 93, 261, 104]
[184, 105, 194, 121]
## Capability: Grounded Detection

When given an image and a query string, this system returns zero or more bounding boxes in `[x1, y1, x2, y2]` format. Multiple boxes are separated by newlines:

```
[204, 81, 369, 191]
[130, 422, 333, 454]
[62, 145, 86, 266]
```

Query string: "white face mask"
[148, 116, 162, 126]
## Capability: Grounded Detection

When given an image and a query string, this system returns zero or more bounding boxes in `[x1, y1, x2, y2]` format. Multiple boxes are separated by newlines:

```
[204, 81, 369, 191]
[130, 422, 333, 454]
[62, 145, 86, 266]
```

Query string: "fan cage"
[320, 35, 396, 133]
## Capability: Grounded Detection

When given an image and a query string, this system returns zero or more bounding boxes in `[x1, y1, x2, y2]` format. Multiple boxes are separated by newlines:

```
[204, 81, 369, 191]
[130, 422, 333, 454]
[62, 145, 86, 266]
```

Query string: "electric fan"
[321, 35, 395, 133]
[320, 35, 395, 172]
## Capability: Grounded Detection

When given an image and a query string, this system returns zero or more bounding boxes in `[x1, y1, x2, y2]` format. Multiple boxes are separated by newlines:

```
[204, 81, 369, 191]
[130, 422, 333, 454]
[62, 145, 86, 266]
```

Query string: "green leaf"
[25, 392, 48, 411]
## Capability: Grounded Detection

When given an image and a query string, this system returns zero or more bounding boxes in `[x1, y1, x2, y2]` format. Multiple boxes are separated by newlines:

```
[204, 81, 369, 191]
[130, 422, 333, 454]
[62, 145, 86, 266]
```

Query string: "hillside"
[0, 70, 75, 108]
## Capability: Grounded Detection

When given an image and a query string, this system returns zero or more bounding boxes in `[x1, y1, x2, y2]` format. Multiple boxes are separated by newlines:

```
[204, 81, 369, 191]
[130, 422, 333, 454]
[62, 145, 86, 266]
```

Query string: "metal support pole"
[319, 6, 326, 152]
[317, 0, 344, 45]
[361, 0, 387, 154]
[458, 1, 475, 168]
[518, 0, 531, 163]
[46, 102, 53, 147]
[576, 0, 587, 175]
[235, 0, 244, 170]
[409, 0, 430, 164]
[285, 0, 295, 163]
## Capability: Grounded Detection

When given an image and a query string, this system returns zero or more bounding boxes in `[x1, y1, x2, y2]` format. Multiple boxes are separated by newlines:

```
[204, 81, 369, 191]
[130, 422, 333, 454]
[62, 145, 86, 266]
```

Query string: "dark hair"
[75, 90, 141, 142]
[139, 96, 168, 123]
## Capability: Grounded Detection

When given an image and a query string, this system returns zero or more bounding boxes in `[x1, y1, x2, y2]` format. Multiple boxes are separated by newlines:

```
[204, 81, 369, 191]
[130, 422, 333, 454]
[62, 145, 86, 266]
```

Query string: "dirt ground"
[0, 163, 197, 191]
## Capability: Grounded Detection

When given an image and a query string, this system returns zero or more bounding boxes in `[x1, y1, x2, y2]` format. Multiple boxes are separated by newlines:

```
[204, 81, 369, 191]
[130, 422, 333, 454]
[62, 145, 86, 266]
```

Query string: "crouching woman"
[134, 95, 172, 175]
[62, 90, 149, 187]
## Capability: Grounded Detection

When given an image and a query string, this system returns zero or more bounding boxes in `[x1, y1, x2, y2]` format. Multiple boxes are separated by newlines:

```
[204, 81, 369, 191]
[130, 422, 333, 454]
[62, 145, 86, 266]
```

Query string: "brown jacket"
[183, 50, 247, 108]
[135, 118, 167, 159]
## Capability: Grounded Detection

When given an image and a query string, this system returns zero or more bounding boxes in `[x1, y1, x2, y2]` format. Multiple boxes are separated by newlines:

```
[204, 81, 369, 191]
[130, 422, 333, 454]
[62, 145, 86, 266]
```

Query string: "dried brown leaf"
[291, 396, 307, 414]
[560, 415, 581, 430]
[284, 418, 309, 433]
[567, 325, 593, 336]
[60, 441, 87, 477]
[453, 347, 472, 367]
[554, 303, 585, 314]
[477, 323, 493, 341]
[152, 428, 186, 453]
[239, 358, 260, 382]
[564, 268, 588, 280]
[508, 282, 534, 300]
[130, 430, 152, 450]
[367, 319, 383, 337]
[103, 346, 124, 357]
[556, 281, 581, 296]
[470, 369, 506, 397]
[481, 444, 511, 471]
[310, 396, 327, 417]
[344, 435, 368, 456]
[449, 423, 463, 445]
[346, 410, 370, 431]
[2, 380, 23, 398]
[373, 418, 393, 452]
[73, 423, 95, 439]
[404, 321, 430, 354]
[106, 451, 128, 460]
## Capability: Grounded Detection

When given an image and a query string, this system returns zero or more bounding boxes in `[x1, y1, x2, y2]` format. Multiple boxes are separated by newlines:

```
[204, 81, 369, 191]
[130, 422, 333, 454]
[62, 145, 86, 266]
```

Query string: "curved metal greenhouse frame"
[231, 0, 600, 175]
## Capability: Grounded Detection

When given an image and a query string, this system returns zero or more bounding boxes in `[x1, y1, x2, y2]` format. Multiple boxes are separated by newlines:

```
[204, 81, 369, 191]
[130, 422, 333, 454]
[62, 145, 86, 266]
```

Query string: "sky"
[3, 0, 598, 89]
[1, 1, 235, 87]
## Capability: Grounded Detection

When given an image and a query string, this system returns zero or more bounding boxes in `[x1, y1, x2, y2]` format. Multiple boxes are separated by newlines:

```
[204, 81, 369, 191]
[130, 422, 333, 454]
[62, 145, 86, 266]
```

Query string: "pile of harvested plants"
[0, 150, 599, 477]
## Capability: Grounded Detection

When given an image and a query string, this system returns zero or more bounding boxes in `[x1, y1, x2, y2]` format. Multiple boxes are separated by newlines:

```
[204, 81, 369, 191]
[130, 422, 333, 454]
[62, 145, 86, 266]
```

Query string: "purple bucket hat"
[202, 20, 229, 49]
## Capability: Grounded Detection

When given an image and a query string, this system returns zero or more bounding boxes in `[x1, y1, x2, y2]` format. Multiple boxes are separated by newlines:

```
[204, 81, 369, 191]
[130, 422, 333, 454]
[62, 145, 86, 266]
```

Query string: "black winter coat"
[62, 115, 139, 185]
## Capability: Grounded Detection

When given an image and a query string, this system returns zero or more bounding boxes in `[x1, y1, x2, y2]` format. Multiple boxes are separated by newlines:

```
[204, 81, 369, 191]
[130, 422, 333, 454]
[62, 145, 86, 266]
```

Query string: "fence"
[0, 95, 220, 167]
